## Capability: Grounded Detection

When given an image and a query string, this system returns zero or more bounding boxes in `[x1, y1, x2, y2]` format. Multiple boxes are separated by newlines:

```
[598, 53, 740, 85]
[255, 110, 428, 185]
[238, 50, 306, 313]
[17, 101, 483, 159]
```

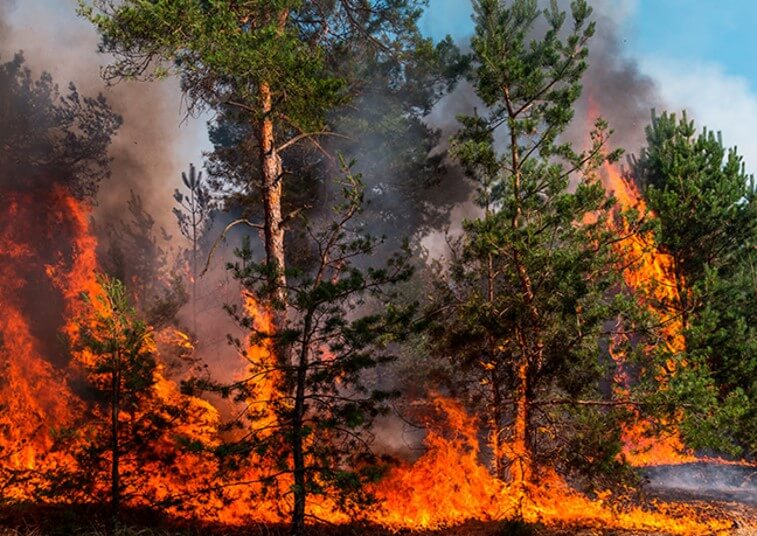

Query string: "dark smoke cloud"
[571, 8, 663, 156]
[0, 0, 207, 234]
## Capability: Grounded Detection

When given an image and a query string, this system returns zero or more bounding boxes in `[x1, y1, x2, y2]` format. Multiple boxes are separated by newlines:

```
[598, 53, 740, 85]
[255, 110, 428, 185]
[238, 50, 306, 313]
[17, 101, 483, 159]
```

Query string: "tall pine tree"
[633, 111, 757, 456]
[427, 0, 654, 509]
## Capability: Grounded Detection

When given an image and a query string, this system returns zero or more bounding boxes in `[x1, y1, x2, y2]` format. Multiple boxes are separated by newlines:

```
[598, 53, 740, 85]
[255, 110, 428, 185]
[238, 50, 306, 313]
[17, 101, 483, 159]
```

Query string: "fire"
[0, 174, 747, 532]
[368, 395, 734, 534]
[0, 185, 221, 515]
[599, 162, 700, 467]
[371, 397, 509, 528]
[0, 187, 84, 490]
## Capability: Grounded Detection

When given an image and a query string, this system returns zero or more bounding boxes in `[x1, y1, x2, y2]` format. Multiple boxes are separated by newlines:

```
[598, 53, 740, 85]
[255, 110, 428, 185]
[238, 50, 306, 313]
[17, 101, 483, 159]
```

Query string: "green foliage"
[427, 0, 650, 483]
[634, 110, 755, 281]
[187, 162, 417, 522]
[79, 0, 343, 129]
[79, 0, 465, 260]
[78, 275, 156, 400]
[633, 110, 757, 457]
[200, 2, 466, 251]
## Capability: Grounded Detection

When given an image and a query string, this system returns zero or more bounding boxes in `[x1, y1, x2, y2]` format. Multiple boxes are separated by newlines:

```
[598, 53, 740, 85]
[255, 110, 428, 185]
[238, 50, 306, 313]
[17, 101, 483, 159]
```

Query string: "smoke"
[419, 1, 663, 261]
[0, 1, 12, 40]
[0, 0, 220, 377]
[0, 0, 207, 234]
[646, 463, 757, 506]
[573, 8, 663, 156]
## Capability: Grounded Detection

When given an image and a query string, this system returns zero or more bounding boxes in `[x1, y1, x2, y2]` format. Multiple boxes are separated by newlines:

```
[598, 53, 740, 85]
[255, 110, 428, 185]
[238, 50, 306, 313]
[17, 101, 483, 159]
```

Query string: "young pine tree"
[173, 163, 214, 332]
[428, 0, 649, 507]
[66, 275, 206, 526]
[189, 163, 416, 535]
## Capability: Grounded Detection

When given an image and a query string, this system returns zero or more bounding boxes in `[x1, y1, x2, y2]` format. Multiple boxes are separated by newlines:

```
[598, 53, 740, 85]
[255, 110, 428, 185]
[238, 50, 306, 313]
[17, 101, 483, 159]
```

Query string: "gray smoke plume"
[0, 0, 206, 234]
[646, 463, 757, 506]
[573, 8, 663, 156]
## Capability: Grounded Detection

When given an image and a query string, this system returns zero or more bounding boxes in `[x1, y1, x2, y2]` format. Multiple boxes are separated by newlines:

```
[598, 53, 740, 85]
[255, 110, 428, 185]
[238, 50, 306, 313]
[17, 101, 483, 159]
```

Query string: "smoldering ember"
[0, 1, 754, 535]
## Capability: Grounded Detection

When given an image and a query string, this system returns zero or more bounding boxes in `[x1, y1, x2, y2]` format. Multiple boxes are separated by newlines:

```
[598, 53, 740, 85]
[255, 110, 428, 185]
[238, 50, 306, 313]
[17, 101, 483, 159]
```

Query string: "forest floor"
[0, 512, 755, 536]
[0, 481, 754, 536]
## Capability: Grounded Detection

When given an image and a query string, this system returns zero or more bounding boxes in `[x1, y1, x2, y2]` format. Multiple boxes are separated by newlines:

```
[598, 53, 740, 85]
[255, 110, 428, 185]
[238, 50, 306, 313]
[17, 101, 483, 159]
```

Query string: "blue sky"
[631, 0, 757, 91]
[423, 0, 757, 88]
[421, 0, 757, 172]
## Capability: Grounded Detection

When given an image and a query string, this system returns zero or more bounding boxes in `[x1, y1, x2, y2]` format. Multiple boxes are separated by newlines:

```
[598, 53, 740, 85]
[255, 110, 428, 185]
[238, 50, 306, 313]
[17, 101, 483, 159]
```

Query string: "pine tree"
[633, 111, 757, 456]
[64, 275, 207, 527]
[187, 162, 416, 535]
[173, 163, 214, 332]
[78, 0, 455, 322]
[427, 0, 649, 507]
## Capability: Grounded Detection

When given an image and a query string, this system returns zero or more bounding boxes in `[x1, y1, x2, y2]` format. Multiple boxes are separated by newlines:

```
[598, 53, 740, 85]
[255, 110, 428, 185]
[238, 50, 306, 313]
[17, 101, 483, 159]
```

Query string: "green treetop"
[633, 111, 757, 457]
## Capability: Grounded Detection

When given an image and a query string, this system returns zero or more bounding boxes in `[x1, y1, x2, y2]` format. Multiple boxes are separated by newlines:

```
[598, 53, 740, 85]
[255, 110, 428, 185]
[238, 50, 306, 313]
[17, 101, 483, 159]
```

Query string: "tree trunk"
[511, 356, 532, 486]
[110, 351, 121, 533]
[291, 312, 312, 536]
[506, 89, 536, 514]
[258, 81, 287, 310]
[490, 374, 505, 479]
[191, 187, 198, 334]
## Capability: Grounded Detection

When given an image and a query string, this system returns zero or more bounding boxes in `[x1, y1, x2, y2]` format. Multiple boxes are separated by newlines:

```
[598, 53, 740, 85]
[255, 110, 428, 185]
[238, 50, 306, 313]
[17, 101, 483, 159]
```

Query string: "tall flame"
[599, 162, 698, 466]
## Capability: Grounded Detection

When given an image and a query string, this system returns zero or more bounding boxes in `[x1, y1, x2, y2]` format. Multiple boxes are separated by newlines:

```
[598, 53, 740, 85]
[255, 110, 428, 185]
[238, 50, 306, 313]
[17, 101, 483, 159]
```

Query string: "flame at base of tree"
[598, 162, 703, 468]
[369, 396, 736, 535]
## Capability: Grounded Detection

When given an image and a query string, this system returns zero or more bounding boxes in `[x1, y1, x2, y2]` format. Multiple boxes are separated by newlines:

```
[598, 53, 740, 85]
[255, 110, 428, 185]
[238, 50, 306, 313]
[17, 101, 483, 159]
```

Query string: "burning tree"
[69, 274, 158, 525]
[427, 0, 654, 505]
[59, 275, 216, 526]
[189, 163, 416, 535]
[633, 111, 757, 457]
[0, 53, 121, 500]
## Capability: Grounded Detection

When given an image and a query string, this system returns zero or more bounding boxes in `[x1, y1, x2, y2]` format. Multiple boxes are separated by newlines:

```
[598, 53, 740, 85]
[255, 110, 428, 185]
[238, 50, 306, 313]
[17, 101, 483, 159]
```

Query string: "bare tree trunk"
[511, 353, 532, 487]
[506, 88, 537, 514]
[191, 186, 198, 334]
[490, 372, 505, 479]
[291, 312, 312, 536]
[110, 350, 121, 533]
[258, 81, 287, 311]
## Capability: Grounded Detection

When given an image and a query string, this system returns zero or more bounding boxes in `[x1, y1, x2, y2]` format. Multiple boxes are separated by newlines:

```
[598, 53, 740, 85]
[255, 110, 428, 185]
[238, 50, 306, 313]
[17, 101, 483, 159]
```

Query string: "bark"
[504, 84, 537, 510]
[258, 81, 287, 310]
[511, 353, 532, 487]
[110, 350, 121, 532]
[490, 373, 505, 480]
[291, 312, 313, 536]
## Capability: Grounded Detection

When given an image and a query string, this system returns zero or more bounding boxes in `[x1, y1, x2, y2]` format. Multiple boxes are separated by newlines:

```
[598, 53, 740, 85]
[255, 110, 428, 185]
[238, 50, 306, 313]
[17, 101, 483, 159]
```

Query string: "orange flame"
[367, 395, 734, 534]
[0, 181, 748, 533]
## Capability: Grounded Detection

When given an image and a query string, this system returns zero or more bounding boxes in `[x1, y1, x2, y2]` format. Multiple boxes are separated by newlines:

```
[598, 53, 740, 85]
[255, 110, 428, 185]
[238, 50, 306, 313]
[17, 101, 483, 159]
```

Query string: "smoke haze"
[0, 0, 208, 233]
